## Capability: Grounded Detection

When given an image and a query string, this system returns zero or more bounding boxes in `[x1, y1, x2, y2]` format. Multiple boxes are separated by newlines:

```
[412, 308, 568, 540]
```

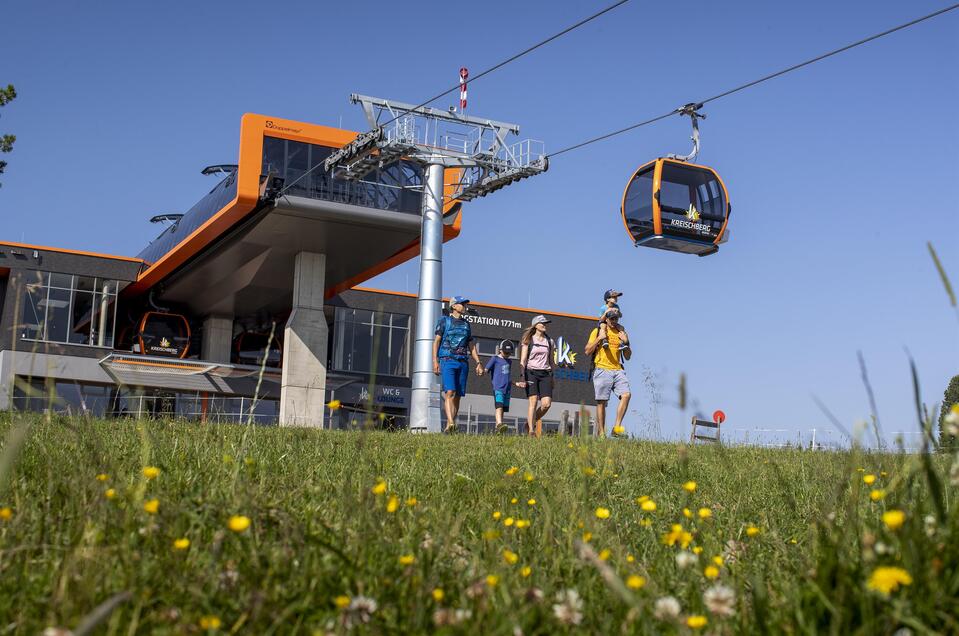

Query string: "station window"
[19, 272, 118, 348]
[474, 336, 518, 358]
[333, 307, 411, 377]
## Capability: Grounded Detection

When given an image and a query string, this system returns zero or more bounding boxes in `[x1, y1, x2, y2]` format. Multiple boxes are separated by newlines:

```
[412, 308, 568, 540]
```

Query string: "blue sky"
[2, 1, 957, 445]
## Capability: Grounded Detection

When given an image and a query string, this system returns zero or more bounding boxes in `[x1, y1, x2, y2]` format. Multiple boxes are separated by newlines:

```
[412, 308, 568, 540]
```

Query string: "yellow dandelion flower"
[405, 497, 418, 507]
[693, 546, 703, 554]
[326, 399, 341, 410]
[228, 515, 251, 532]
[595, 507, 611, 519]
[104, 488, 117, 500]
[0, 507, 12, 521]
[524, 472, 535, 482]
[510, 497, 519, 504]
[683, 480, 697, 492]
[96, 473, 108, 482]
[880, 471, 888, 477]
[521, 565, 532, 577]
[613, 425, 625, 435]
[789, 539, 798, 545]
[502, 549, 519, 565]
[567, 442, 574, 448]
[143, 498, 160, 514]
[142, 466, 160, 480]
[712, 555, 724, 566]
[583, 467, 596, 476]
[641, 500, 657, 512]
[683, 507, 693, 518]
[626, 554, 635, 563]
[334, 595, 351, 609]
[626, 575, 646, 590]
[432, 588, 444, 602]
[515, 519, 530, 529]
[492, 511, 502, 520]
[483, 529, 501, 540]
[398, 554, 415, 565]
[598, 549, 611, 561]
[386, 495, 400, 513]
[504, 516, 515, 527]
[173, 538, 190, 550]
[636, 495, 650, 504]
[486, 574, 499, 587]
[639, 518, 652, 527]
[869, 489, 886, 502]
[582, 531, 593, 542]
[704, 565, 720, 579]
[866, 566, 913, 596]
[882, 509, 905, 531]
[199, 615, 221, 630]
[746, 526, 761, 537]
[505, 466, 519, 476]
[371, 480, 387, 495]
[687, 615, 708, 629]
[863, 474, 877, 485]
[697, 508, 712, 520]
[527, 498, 536, 506]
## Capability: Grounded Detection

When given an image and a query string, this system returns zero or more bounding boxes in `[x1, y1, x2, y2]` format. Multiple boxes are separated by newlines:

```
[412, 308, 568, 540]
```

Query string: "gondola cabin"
[234, 330, 283, 367]
[137, 311, 191, 358]
[621, 158, 730, 257]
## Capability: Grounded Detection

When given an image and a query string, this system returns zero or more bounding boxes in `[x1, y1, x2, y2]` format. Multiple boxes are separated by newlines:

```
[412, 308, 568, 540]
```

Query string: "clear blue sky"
[2, 1, 957, 445]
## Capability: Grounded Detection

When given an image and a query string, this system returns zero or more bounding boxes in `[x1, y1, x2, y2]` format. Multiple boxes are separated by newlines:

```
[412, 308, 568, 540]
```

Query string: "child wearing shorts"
[484, 340, 522, 429]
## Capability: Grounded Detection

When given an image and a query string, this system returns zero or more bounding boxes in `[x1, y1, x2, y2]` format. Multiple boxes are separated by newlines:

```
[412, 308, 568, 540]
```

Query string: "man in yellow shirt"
[584, 307, 632, 437]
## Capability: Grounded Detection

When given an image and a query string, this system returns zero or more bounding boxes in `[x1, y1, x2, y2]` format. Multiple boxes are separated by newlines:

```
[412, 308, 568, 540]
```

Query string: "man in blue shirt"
[433, 295, 484, 432]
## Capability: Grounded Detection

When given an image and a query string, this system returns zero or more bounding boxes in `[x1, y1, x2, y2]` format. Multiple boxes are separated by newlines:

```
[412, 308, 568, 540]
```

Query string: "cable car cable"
[378, 0, 632, 129]
[275, 0, 632, 198]
[549, 3, 959, 158]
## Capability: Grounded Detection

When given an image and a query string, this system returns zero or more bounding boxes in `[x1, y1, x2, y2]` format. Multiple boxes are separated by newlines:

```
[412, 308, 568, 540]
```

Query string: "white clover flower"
[653, 596, 682, 620]
[703, 584, 736, 617]
[676, 551, 698, 569]
[924, 514, 937, 538]
[552, 589, 583, 626]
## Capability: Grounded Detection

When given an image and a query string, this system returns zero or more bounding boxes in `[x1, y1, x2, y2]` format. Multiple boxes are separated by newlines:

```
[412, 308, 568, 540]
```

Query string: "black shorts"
[525, 369, 553, 399]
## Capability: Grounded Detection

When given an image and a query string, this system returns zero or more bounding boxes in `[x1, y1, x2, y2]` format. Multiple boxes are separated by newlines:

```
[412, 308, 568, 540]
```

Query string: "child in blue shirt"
[484, 340, 523, 429]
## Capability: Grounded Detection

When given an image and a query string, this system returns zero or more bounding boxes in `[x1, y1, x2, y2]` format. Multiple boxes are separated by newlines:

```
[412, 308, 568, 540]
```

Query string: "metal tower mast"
[326, 94, 548, 432]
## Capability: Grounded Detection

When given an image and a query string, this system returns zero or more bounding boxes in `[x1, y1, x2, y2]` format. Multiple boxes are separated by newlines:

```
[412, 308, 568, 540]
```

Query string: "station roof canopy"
[127, 114, 463, 316]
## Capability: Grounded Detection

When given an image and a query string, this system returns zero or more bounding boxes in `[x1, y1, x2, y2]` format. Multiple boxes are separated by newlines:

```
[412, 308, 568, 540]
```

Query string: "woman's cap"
[531, 315, 551, 326]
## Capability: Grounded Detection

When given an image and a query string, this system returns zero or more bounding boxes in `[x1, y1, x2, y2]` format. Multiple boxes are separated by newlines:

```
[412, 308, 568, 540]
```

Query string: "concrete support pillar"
[201, 315, 234, 363]
[279, 252, 328, 427]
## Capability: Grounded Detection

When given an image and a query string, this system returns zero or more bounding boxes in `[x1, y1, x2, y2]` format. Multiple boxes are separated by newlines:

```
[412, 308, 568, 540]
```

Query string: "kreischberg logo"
[553, 336, 577, 367]
[265, 120, 303, 134]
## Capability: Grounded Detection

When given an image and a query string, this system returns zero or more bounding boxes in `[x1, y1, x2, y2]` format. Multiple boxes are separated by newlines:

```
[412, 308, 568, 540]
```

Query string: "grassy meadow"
[0, 414, 956, 635]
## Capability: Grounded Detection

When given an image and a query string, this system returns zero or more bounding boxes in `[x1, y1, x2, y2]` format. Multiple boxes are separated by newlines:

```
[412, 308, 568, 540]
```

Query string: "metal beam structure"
[325, 94, 548, 432]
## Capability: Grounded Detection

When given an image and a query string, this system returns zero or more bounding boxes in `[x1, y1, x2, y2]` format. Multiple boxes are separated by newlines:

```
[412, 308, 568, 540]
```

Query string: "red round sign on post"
[712, 410, 726, 425]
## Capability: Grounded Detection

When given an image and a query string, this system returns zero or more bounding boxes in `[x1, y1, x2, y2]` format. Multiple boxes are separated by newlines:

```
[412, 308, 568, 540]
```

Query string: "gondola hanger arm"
[667, 103, 706, 163]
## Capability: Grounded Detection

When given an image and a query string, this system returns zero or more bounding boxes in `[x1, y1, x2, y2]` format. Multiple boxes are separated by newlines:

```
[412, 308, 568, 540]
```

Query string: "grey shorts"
[593, 369, 631, 402]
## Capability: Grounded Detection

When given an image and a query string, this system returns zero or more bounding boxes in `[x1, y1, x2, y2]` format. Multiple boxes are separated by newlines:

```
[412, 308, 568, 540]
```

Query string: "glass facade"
[333, 307, 410, 377]
[137, 172, 239, 265]
[262, 136, 423, 214]
[19, 271, 118, 348]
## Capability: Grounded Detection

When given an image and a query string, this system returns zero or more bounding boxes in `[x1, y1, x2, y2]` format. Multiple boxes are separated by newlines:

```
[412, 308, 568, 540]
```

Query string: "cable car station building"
[0, 114, 597, 432]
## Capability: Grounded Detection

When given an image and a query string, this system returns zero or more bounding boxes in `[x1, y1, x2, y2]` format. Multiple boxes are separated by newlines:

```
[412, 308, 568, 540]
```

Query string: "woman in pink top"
[519, 315, 555, 438]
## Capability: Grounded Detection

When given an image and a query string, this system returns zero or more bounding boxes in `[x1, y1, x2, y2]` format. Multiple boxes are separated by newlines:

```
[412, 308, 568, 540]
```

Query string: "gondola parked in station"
[233, 329, 283, 367]
[136, 311, 191, 358]
[620, 105, 731, 257]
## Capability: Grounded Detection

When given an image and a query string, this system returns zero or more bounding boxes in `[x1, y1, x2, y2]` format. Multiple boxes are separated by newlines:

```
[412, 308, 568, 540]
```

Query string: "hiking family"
[433, 290, 631, 436]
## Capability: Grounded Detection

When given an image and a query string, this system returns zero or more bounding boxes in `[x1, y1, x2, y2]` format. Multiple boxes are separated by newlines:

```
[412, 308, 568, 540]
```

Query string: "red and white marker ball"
[712, 410, 726, 425]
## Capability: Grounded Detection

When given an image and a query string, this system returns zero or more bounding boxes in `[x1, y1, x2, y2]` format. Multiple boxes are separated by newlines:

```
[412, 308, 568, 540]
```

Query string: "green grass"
[0, 414, 955, 635]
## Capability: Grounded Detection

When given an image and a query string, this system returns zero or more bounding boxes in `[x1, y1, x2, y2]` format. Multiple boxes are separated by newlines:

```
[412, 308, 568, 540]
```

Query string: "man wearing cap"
[433, 295, 484, 432]
[585, 306, 631, 437]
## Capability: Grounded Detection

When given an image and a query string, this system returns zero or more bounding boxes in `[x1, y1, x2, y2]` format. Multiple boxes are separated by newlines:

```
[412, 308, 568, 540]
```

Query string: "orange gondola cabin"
[621, 157, 730, 257]
[136, 311, 191, 358]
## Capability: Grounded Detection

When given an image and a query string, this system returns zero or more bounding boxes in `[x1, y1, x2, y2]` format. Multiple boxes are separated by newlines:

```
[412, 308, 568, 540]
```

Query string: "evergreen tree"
[0, 84, 16, 188]
[939, 374, 959, 449]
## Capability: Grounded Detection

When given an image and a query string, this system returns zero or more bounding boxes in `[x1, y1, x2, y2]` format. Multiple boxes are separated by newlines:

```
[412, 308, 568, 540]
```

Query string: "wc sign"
[356, 385, 409, 406]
